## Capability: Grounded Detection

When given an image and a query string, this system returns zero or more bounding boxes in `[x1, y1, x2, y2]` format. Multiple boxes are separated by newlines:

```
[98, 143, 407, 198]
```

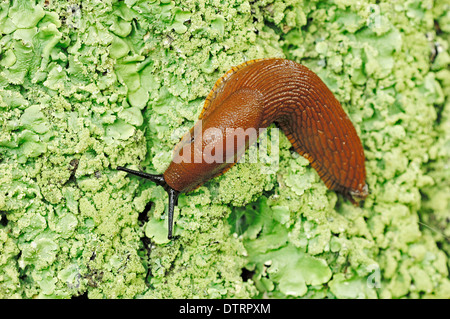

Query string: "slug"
[117, 58, 368, 239]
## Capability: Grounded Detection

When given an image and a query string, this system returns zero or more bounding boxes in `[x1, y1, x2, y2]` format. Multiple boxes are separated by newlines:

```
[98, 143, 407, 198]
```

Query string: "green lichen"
[0, 0, 449, 299]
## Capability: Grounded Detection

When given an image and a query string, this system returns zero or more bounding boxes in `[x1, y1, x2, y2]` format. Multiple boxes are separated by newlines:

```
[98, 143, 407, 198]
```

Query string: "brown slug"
[117, 58, 369, 239]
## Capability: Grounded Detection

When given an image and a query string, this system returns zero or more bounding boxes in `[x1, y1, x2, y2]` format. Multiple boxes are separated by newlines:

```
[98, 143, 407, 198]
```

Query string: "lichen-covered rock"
[0, 0, 449, 299]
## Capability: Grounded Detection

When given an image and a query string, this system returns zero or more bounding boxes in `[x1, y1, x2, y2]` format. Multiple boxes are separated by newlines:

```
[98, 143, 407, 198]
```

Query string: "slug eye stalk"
[117, 166, 179, 239]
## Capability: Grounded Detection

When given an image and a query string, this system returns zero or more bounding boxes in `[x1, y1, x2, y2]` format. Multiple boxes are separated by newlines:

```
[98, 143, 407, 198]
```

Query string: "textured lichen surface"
[0, 0, 449, 298]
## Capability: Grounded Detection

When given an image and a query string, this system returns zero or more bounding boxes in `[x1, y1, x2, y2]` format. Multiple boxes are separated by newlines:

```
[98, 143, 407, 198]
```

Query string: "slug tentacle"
[116, 166, 166, 186]
[117, 166, 179, 239]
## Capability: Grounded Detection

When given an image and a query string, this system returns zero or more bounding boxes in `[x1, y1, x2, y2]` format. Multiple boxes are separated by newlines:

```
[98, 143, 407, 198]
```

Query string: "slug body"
[118, 58, 368, 238]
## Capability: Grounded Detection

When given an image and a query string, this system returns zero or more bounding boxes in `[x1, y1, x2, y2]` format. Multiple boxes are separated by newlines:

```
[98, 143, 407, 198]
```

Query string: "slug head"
[163, 89, 263, 194]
